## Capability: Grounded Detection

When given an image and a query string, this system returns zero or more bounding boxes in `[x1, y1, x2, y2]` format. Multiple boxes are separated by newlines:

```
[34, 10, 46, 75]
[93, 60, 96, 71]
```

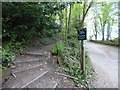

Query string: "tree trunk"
[94, 22, 97, 40]
[106, 22, 111, 40]
[67, 3, 72, 34]
[60, 10, 63, 32]
[65, 8, 68, 31]
[95, 33, 97, 40]
[64, 7, 68, 40]
[106, 29, 110, 40]
[102, 23, 105, 41]
[102, 30, 105, 41]
[80, 1, 93, 28]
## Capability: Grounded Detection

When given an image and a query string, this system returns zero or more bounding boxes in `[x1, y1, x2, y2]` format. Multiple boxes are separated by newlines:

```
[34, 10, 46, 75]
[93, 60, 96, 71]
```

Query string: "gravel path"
[85, 42, 118, 88]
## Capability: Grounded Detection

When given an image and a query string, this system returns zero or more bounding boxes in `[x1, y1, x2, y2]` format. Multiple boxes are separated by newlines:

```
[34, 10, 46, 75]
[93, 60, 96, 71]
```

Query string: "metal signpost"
[77, 28, 87, 78]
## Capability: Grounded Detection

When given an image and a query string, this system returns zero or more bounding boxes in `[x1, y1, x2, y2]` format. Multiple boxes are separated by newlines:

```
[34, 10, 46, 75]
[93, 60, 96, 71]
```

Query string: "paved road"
[85, 42, 118, 88]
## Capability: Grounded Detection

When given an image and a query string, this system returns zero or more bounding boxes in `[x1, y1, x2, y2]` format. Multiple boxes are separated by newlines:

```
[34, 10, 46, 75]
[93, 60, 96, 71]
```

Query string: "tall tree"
[106, 3, 118, 40]
[67, 3, 72, 34]
[98, 2, 113, 41]
[93, 15, 99, 40]
[92, 4, 99, 40]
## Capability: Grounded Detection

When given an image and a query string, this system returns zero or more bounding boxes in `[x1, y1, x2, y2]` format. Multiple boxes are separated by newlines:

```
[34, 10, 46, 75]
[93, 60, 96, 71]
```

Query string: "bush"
[1, 48, 15, 68]
[1, 42, 23, 68]
[2, 2, 63, 46]
[112, 38, 119, 44]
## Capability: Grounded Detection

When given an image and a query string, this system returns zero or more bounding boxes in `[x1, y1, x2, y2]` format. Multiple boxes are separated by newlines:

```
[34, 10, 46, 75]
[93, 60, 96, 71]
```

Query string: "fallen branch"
[55, 72, 78, 80]
[11, 73, 16, 78]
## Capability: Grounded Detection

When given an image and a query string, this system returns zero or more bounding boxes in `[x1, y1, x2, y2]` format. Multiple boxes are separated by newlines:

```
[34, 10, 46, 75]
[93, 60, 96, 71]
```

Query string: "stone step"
[15, 59, 40, 67]
[15, 54, 44, 62]
[23, 47, 47, 54]
[14, 58, 40, 64]
[13, 60, 49, 75]
[26, 69, 61, 88]
[22, 51, 48, 57]
[12, 62, 42, 74]
[2, 61, 51, 88]
[13, 59, 47, 73]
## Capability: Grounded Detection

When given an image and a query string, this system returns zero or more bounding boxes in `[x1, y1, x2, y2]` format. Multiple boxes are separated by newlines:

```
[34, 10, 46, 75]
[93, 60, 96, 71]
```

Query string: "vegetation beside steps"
[51, 37, 93, 87]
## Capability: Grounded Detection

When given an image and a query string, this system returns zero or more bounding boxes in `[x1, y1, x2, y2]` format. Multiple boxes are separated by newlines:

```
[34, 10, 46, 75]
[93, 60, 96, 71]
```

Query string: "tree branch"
[84, 1, 93, 17]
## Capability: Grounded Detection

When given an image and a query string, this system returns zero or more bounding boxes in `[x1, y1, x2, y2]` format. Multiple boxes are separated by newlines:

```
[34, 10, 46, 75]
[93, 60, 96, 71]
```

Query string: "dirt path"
[85, 42, 118, 88]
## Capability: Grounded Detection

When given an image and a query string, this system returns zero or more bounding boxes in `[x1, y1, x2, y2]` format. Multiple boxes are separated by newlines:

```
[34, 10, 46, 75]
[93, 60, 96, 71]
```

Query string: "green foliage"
[51, 41, 65, 56]
[54, 42, 84, 82]
[1, 48, 15, 68]
[51, 36, 92, 85]
[71, 3, 82, 28]
[1, 41, 27, 68]
[63, 60, 83, 82]
[112, 38, 119, 44]
[85, 52, 92, 79]
[2, 2, 65, 44]
[96, 2, 117, 40]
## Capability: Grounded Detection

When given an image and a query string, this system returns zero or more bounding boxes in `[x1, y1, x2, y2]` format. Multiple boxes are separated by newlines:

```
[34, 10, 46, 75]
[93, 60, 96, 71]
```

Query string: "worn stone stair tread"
[13, 58, 48, 73]
[27, 69, 61, 88]
[13, 60, 49, 74]
[2, 61, 51, 88]
[14, 58, 40, 64]
[23, 48, 46, 54]
[14, 59, 40, 69]
[12, 62, 42, 74]
[15, 54, 43, 62]
[22, 51, 48, 57]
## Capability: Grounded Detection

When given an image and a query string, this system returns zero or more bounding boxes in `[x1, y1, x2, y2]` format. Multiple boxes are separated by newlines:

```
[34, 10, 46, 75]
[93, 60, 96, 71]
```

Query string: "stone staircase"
[2, 46, 77, 89]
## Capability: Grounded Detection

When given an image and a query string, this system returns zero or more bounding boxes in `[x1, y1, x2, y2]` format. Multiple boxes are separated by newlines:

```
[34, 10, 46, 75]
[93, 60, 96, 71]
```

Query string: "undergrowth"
[51, 38, 92, 87]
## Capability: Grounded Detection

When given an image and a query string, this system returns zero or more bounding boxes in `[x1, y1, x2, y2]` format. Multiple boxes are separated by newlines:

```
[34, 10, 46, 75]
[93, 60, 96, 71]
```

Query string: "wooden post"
[81, 40, 85, 78]
[77, 28, 86, 78]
